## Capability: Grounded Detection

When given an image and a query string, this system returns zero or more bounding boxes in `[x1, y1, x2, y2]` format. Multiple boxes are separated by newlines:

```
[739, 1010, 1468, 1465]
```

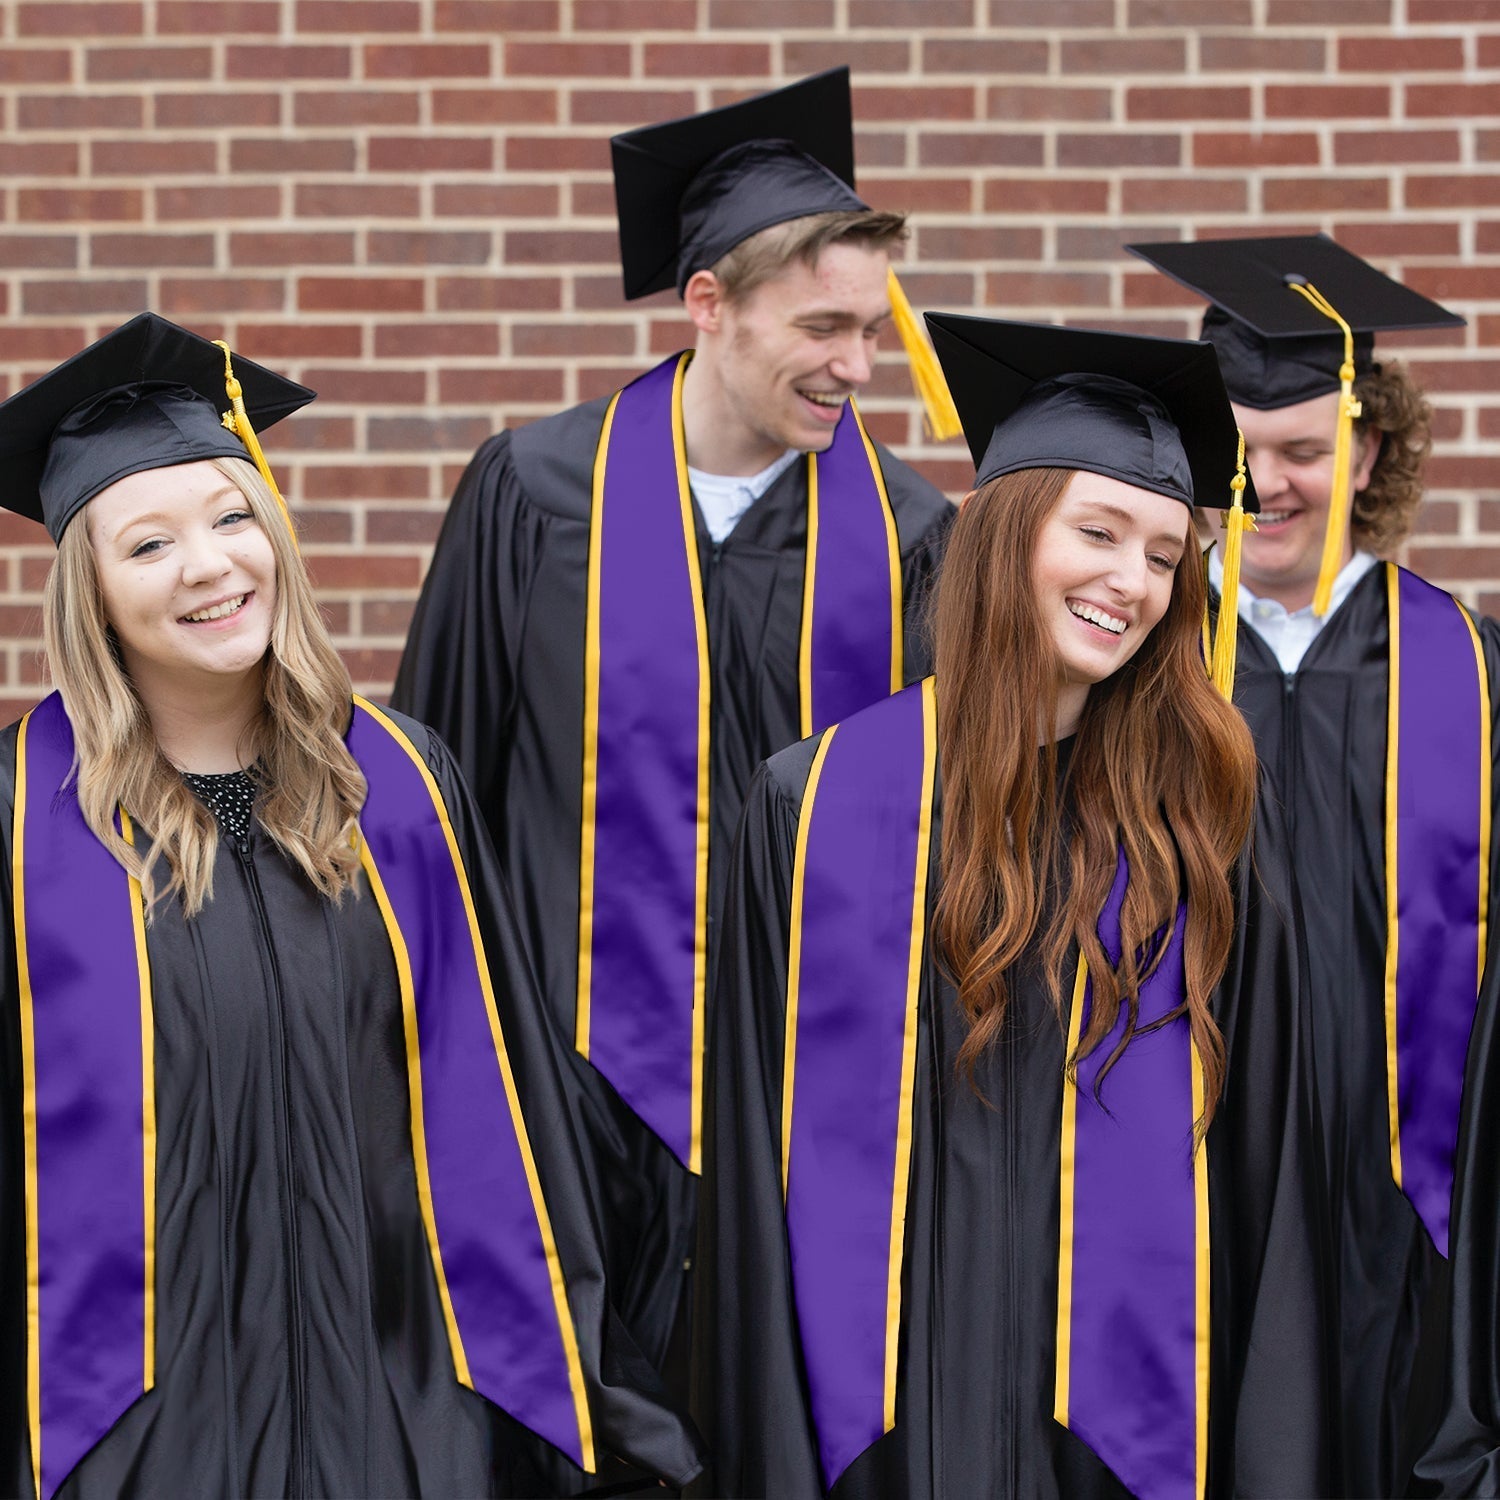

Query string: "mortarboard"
[0, 312, 313, 543]
[1126, 234, 1463, 614]
[926, 312, 1257, 695]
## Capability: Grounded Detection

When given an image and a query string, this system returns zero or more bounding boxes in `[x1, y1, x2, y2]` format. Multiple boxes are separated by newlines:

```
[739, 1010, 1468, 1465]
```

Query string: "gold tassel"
[886, 266, 962, 442]
[1285, 280, 1362, 617]
[212, 338, 299, 549]
[1210, 429, 1256, 701]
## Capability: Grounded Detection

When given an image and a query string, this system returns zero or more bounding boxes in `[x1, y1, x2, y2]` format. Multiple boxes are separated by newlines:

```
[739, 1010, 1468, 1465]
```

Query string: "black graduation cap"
[0, 312, 314, 542]
[924, 312, 1258, 515]
[611, 68, 867, 300]
[1126, 235, 1465, 410]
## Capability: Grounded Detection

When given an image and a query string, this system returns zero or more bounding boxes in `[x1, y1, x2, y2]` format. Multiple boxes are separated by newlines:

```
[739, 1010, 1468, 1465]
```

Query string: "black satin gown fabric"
[693, 734, 1336, 1499]
[1221, 568, 1500, 1498]
[390, 395, 954, 1380]
[0, 712, 702, 1499]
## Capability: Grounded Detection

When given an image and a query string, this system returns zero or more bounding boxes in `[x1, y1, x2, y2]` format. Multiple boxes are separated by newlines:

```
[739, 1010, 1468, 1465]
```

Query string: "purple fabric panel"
[1068, 854, 1198, 1500]
[349, 706, 582, 1465]
[808, 407, 894, 733]
[24, 692, 147, 1500]
[1393, 567, 1485, 1258]
[589, 356, 701, 1166]
[785, 683, 927, 1489]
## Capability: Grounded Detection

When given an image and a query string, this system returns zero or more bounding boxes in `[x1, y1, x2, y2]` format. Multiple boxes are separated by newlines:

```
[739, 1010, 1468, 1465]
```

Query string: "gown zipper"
[233, 835, 309, 1498]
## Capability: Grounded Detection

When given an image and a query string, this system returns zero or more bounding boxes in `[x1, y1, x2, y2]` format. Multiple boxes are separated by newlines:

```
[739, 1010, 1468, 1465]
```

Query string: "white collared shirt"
[1210, 545, 1378, 674]
[688, 448, 801, 544]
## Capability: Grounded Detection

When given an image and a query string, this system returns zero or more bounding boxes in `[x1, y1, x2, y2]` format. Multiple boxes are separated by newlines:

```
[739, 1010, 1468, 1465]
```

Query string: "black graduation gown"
[1223, 564, 1500, 1498]
[0, 711, 703, 1500]
[695, 733, 1335, 1499]
[390, 393, 955, 1372]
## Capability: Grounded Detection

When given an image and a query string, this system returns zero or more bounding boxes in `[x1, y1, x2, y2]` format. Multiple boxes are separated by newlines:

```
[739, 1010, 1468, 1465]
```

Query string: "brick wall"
[1, 0, 1497, 720]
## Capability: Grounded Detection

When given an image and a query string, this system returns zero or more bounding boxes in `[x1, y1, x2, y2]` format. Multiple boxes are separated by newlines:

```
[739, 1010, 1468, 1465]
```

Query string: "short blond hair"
[710, 208, 908, 303]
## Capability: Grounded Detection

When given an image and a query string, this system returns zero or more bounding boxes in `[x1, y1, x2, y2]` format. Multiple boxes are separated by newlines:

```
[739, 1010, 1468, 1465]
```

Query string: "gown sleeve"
[418, 722, 706, 1493]
[1408, 615, 1500, 1498]
[691, 747, 826, 1499]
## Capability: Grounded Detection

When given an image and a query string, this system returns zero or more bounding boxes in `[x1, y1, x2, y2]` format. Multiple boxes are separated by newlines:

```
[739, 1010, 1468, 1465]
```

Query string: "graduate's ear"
[958, 488, 979, 509]
[1351, 421, 1382, 494]
[683, 269, 727, 337]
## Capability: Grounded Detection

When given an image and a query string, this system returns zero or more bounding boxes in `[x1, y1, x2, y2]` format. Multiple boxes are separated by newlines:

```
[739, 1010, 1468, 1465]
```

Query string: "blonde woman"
[0, 315, 700, 1499]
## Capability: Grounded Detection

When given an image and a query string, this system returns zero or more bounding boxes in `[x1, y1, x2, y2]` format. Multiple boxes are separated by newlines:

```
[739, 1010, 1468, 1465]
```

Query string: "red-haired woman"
[693, 316, 1335, 1499]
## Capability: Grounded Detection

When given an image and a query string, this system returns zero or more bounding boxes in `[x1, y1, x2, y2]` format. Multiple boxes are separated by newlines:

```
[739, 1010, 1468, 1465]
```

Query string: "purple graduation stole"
[13, 691, 594, 1500]
[782, 681, 1205, 1497]
[576, 350, 902, 1172]
[1382, 563, 1492, 1257]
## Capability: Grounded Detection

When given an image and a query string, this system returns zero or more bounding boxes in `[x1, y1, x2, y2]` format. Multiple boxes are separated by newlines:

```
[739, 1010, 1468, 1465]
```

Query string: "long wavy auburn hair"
[42, 455, 366, 918]
[930, 467, 1259, 1133]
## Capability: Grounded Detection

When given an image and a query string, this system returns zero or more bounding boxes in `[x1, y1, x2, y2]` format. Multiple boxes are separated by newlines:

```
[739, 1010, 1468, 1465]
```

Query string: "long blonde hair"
[42, 456, 366, 916]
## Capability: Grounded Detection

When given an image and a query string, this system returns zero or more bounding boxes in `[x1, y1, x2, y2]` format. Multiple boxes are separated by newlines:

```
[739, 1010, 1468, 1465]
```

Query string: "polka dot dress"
[181, 768, 257, 844]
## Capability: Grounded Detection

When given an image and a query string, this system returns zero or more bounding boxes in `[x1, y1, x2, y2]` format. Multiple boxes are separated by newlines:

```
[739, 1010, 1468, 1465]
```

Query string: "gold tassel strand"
[886, 267, 962, 442]
[1285, 278, 1361, 617]
[212, 339, 299, 548]
[1210, 428, 1255, 701]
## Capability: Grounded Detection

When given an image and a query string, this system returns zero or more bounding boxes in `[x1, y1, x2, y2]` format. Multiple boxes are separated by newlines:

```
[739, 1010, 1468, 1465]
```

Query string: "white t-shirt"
[688, 448, 801, 544]
[1211, 545, 1378, 674]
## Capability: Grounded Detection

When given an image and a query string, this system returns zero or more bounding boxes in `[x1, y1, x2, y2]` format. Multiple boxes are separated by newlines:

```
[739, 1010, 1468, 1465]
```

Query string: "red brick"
[285, 507, 355, 546]
[1338, 130, 1460, 166]
[1481, 36, 1500, 66]
[570, 180, 621, 216]
[301, 368, 428, 404]
[367, 43, 494, 78]
[0, 326, 92, 361]
[297, 0, 421, 29]
[984, 271, 1112, 307]
[432, 87, 558, 124]
[0, 235, 79, 269]
[158, 1, 281, 31]
[93, 140, 218, 175]
[1407, 358, 1500, 393]
[512, 323, 636, 357]
[863, 175, 973, 213]
[986, 86, 1113, 123]
[156, 91, 282, 128]
[374, 323, 501, 358]
[17, 188, 143, 223]
[307, 557, 422, 591]
[1336, 222, 1462, 257]
[157, 184, 282, 220]
[1476, 223, 1500, 254]
[159, 277, 286, 315]
[1266, 84, 1391, 119]
[880, 271, 975, 306]
[1405, 266, 1500, 302]
[0, 48, 69, 83]
[18, 93, 144, 130]
[371, 136, 494, 172]
[986, 178, 1110, 213]
[18, 2, 142, 35]
[1479, 400, 1500, 428]
[1429, 457, 1500, 490]
[1341, 35, 1464, 72]
[1059, 225, 1171, 260]
[437, 368, 567, 404]
[237, 323, 365, 358]
[230, 137, 356, 173]
[506, 41, 631, 76]
[92, 232, 216, 268]
[1061, 37, 1187, 73]
[858, 86, 980, 122]
[304, 467, 432, 502]
[642, 42, 772, 76]
[569, 89, 695, 126]
[1408, 84, 1500, 118]
[226, 45, 353, 80]
[917, 226, 1045, 262]
[505, 135, 610, 172]
[1407, 546, 1500, 581]
[298, 277, 426, 312]
[262, 414, 357, 452]
[1407, 175, 1500, 209]
[87, 45, 211, 80]
[368, 230, 493, 265]
[294, 184, 422, 218]
[362, 599, 417, 637]
[1129, 0, 1252, 19]
[1409, 0, 1500, 17]
[2, 144, 80, 176]
[853, 0, 971, 19]
[231, 232, 357, 266]
[1058, 132, 1181, 168]
[1412, 499, 1461, 535]
[19, 278, 148, 316]
[367, 415, 497, 451]
[919, 132, 1045, 168]
[365, 511, 447, 546]
[646, 318, 702, 354]
[293, 90, 421, 127]
[709, 0, 835, 24]
[1127, 86, 1251, 122]
[504, 229, 620, 265]
[435, 0, 559, 26]
[577, 0, 698, 23]
[1263, 177, 1390, 212]
[990, 0, 1110, 18]
[1267, 0, 1390, 17]
[921, 39, 1048, 74]
[1194, 133, 1320, 168]
[1200, 34, 1326, 71]
[434, 276, 562, 311]
[433, 182, 560, 217]
[854, 131, 909, 168]
[1122, 271, 1204, 309]
[785, 39, 911, 73]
